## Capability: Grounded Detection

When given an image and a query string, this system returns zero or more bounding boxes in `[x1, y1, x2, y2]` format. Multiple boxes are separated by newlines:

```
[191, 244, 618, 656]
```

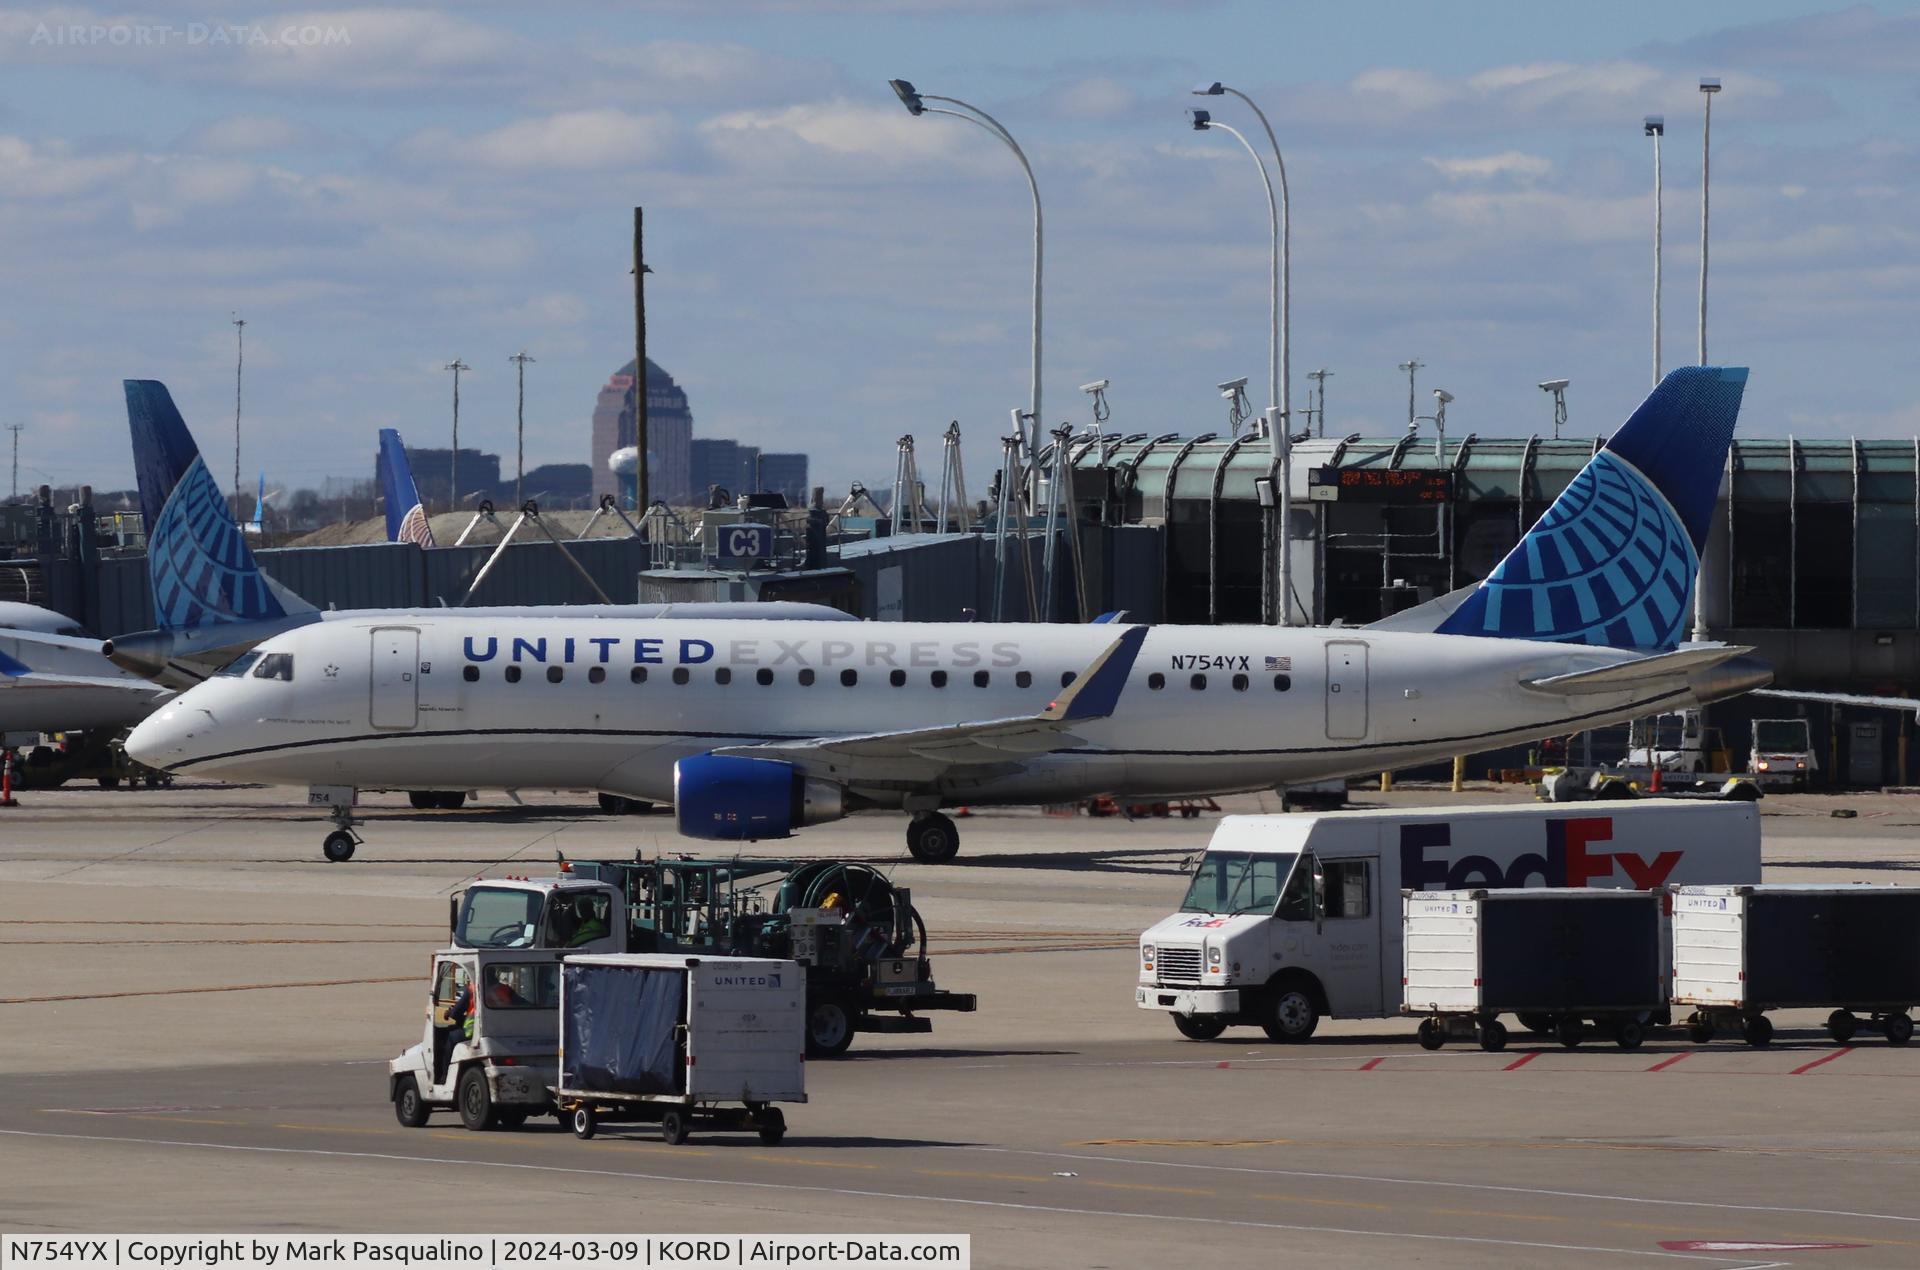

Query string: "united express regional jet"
[128, 367, 1769, 862]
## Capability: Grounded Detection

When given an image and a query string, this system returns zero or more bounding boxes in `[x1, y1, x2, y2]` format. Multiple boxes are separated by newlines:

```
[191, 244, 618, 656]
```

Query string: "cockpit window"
[216, 651, 263, 677]
[252, 652, 294, 681]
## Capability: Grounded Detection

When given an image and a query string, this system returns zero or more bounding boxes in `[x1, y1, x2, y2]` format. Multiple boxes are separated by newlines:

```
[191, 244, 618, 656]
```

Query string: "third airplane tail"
[377, 428, 437, 548]
[1376, 365, 1748, 651]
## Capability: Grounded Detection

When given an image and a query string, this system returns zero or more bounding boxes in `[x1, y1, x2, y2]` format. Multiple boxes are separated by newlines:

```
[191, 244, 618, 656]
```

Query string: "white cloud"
[1423, 151, 1553, 182]
[183, 114, 308, 153]
[1057, 76, 1135, 120]
[398, 110, 680, 171]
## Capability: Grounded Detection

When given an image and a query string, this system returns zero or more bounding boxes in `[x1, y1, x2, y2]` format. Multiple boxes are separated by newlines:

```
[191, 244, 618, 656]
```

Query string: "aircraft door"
[1324, 640, 1368, 740]
[370, 627, 420, 730]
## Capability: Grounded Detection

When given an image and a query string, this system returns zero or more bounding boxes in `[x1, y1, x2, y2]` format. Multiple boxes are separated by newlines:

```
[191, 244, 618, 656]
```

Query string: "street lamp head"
[1644, 115, 1665, 136]
[888, 78, 926, 115]
[1538, 378, 1570, 393]
[1698, 77, 1721, 93]
[1187, 108, 1212, 131]
[1080, 379, 1110, 394]
[1433, 388, 1454, 405]
[1192, 81, 1226, 97]
[1217, 376, 1249, 397]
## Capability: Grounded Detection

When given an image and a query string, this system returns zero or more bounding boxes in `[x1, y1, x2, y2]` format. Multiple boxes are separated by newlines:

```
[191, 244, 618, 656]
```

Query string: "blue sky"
[3, 2, 1918, 500]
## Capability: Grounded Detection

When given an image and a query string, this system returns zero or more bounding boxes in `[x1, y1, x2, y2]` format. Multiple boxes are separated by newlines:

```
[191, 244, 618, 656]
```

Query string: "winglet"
[1043, 625, 1148, 723]
[0, 647, 30, 677]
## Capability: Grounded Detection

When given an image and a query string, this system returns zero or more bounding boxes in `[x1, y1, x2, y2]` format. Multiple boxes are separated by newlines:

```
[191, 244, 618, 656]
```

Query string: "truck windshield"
[1180, 851, 1292, 915]
[1754, 720, 1809, 752]
[455, 887, 543, 948]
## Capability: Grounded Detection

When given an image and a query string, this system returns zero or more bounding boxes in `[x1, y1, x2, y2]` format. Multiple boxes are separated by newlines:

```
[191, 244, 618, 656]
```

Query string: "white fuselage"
[127, 616, 1757, 808]
[2, 628, 172, 735]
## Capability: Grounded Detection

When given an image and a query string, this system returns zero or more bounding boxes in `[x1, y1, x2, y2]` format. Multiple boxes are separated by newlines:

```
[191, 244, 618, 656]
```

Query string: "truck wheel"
[1262, 983, 1320, 1043]
[1742, 1015, 1774, 1048]
[1417, 1019, 1445, 1050]
[805, 998, 856, 1058]
[756, 1108, 787, 1146]
[1478, 1020, 1508, 1053]
[322, 831, 356, 863]
[1827, 1010, 1858, 1044]
[1516, 1012, 1556, 1037]
[905, 813, 959, 864]
[1554, 1016, 1584, 1048]
[440, 791, 468, 810]
[408, 791, 435, 810]
[659, 1110, 690, 1145]
[1173, 1014, 1228, 1041]
[496, 1110, 527, 1129]
[456, 1067, 495, 1131]
[1613, 1020, 1646, 1050]
[1885, 1013, 1914, 1047]
[97, 773, 121, 790]
[393, 1075, 429, 1128]
[571, 1106, 597, 1140]
[1688, 1020, 1713, 1044]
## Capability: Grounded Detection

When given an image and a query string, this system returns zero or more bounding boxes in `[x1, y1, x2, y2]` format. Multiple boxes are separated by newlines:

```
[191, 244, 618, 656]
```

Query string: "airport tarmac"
[4, 782, 1919, 1267]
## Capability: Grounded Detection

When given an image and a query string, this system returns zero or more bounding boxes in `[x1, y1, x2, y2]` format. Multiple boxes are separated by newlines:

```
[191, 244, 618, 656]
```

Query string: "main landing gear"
[906, 811, 960, 864]
[322, 805, 362, 862]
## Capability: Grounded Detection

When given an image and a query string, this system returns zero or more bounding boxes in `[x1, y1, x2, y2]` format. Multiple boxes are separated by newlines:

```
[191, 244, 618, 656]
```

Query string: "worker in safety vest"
[451, 972, 475, 1041]
[565, 896, 608, 947]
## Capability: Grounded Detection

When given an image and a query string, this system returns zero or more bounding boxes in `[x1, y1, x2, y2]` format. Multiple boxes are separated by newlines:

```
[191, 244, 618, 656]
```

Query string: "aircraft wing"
[1754, 688, 1920, 718]
[710, 625, 1148, 786]
[1521, 644, 1756, 695]
[1, 647, 172, 700]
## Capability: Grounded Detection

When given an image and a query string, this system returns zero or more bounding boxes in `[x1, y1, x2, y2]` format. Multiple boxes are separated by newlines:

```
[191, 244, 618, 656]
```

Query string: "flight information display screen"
[1308, 467, 1452, 502]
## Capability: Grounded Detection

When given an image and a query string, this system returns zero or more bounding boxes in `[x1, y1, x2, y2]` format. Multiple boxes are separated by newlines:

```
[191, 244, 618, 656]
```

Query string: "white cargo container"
[1403, 888, 1667, 1052]
[1672, 884, 1920, 1047]
[553, 953, 806, 1144]
[1138, 801, 1760, 1043]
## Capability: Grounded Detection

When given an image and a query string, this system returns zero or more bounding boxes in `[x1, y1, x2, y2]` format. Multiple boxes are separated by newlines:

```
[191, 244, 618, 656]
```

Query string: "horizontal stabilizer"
[1755, 688, 1920, 718]
[1523, 644, 1755, 695]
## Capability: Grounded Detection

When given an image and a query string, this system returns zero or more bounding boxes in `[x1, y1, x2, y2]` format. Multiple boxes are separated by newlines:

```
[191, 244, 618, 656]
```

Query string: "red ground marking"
[1501, 1052, 1538, 1072]
[1215, 1061, 1230, 1070]
[1789, 1046, 1854, 1076]
[1645, 1052, 1691, 1072]
[1358, 1057, 1385, 1072]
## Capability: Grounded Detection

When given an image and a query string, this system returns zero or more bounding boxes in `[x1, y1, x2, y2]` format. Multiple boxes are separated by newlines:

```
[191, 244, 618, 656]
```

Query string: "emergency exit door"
[1324, 640, 1368, 740]
[370, 627, 420, 730]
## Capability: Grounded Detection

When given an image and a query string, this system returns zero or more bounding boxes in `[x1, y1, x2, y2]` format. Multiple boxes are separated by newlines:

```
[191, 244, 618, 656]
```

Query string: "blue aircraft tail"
[125, 380, 289, 632]
[1433, 365, 1748, 651]
[377, 428, 436, 547]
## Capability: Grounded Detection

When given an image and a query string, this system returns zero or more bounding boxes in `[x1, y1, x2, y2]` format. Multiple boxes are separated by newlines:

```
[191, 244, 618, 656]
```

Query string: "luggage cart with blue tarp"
[550, 953, 806, 1145]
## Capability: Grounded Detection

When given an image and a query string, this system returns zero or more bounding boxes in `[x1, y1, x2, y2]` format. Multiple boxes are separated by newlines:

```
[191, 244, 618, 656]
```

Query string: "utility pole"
[5, 423, 22, 501]
[509, 351, 535, 507]
[633, 207, 653, 514]
[231, 315, 246, 513]
[1699, 78, 1720, 367]
[1645, 116, 1665, 386]
[1307, 368, 1332, 437]
[444, 359, 470, 513]
[1398, 359, 1424, 428]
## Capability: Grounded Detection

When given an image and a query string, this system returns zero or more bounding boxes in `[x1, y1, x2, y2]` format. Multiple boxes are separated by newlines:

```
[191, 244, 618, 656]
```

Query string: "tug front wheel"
[906, 812, 959, 864]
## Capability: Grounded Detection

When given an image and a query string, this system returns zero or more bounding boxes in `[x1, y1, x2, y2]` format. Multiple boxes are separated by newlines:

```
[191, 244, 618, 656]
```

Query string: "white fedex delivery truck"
[1136, 802, 1760, 1043]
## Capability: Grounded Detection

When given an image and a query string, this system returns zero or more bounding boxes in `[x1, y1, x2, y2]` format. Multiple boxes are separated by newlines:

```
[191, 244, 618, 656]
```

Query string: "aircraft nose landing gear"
[322, 805, 362, 862]
[905, 811, 959, 864]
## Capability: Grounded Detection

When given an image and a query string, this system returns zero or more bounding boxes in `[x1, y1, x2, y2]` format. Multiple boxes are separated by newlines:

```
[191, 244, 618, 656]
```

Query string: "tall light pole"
[1698, 77, 1720, 365]
[1187, 110, 1278, 425]
[1398, 359, 1424, 428]
[5, 423, 22, 501]
[509, 350, 535, 507]
[444, 359, 469, 513]
[1196, 80, 1293, 625]
[889, 79, 1043, 500]
[1307, 368, 1332, 436]
[231, 314, 246, 513]
[1431, 389, 1452, 463]
[1645, 116, 1664, 387]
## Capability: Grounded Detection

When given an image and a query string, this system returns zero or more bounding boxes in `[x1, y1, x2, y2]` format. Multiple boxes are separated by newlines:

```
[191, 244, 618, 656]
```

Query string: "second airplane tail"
[377, 428, 437, 547]
[1429, 365, 1748, 651]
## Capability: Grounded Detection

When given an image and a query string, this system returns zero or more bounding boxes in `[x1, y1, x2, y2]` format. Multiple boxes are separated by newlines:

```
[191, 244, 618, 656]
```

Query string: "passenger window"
[1015, 671, 1032, 689]
[840, 669, 858, 687]
[588, 666, 605, 684]
[930, 670, 948, 688]
[1148, 672, 1165, 690]
[1190, 673, 1207, 690]
[1231, 673, 1248, 691]
[756, 668, 774, 686]
[799, 668, 816, 686]
[1060, 671, 1076, 688]
[462, 665, 479, 683]
[672, 667, 690, 685]
[715, 668, 732, 685]
[972, 670, 989, 688]
[253, 652, 294, 681]
[546, 666, 563, 683]
[631, 666, 647, 684]
[1273, 674, 1291, 692]
[1322, 860, 1372, 920]
[889, 669, 906, 687]
[505, 666, 522, 684]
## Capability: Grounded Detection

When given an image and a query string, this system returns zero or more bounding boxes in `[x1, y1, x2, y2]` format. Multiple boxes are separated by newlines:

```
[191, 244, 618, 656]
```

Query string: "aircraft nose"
[1687, 653, 1773, 704]
[125, 705, 208, 770]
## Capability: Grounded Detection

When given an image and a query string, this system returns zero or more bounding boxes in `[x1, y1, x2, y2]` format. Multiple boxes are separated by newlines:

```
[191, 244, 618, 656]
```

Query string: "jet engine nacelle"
[672, 753, 848, 841]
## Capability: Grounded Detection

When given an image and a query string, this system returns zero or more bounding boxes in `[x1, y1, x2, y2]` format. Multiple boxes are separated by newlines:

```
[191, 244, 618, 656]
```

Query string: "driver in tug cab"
[565, 894, 608, 947]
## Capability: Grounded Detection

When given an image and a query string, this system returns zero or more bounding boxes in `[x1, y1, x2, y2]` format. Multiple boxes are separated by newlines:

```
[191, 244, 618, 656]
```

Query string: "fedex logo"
[1399, 818, 1683, 891]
